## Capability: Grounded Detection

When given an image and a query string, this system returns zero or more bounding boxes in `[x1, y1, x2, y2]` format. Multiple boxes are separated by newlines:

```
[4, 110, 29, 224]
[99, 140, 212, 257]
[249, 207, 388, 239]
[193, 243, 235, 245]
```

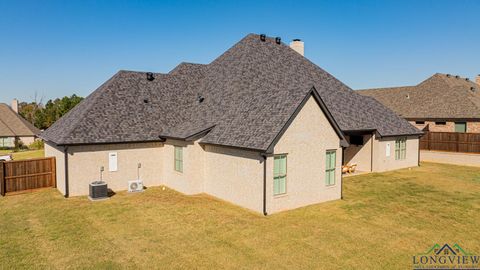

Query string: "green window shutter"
[455, 122, 467, 133]
[325, 150, 336, 186]
[273, 155, 287, 195]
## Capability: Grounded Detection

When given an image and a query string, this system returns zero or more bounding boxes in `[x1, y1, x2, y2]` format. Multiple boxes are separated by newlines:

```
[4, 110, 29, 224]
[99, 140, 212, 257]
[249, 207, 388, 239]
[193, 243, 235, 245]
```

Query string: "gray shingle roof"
[0, 103, 40, 137]
[41, 34, 421, 150]
[358, 73, 480, 119]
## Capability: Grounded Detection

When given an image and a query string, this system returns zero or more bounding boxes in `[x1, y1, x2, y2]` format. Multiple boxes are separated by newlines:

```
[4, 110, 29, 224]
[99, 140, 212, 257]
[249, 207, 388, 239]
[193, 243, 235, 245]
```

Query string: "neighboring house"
[0, 99, 40, 148]
[358, 73, 480, 133]
[41, 34, 421, 214]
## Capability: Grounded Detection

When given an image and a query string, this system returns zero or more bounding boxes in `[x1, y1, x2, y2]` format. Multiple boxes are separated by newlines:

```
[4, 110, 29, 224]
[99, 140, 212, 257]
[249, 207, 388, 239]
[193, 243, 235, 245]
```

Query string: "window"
[435, 121, 446, 125]
[349, 135, 364, 146]
[325, 150, 336, 186]
[395, 137, 407, 160]
[273, 155, 287, 195]
[455, 122, 467, 133]
[415, 121, 425, 125]
[174, 146, 183, 172]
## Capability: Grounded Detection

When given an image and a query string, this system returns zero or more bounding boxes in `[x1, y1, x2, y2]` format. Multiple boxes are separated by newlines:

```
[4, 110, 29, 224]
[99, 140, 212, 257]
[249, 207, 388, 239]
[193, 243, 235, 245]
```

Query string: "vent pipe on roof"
[290, 39, 304, 56]
[146, 72, 155, 81]
[476, 75, 480, 86]
[260, 34, 266, 42]
[275, 37, 281, 44]
[11, 99, 18, 113]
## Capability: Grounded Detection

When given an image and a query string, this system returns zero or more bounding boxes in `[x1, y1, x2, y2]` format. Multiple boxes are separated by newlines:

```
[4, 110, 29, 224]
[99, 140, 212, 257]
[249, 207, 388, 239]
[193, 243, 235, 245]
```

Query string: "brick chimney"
[476, 74, 480, 86]
[11, 98, 18, 113]
[289, 39, 304, 56]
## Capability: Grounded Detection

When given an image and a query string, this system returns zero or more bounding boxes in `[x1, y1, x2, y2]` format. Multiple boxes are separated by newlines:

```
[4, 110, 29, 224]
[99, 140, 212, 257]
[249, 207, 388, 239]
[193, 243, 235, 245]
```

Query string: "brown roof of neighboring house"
[0, 103, 40, 137]
[357, 73, 480, 119]
[41, 34, 421, 150]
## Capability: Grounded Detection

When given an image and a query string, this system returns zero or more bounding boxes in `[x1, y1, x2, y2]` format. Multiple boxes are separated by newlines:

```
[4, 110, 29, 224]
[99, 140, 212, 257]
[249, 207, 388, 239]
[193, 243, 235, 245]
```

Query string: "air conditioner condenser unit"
[128, 180, 144, 193]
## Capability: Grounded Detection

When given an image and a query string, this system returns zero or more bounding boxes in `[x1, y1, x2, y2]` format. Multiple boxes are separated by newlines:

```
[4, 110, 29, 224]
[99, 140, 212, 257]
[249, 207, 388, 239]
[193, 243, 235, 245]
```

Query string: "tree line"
[19, 94, 84, 130]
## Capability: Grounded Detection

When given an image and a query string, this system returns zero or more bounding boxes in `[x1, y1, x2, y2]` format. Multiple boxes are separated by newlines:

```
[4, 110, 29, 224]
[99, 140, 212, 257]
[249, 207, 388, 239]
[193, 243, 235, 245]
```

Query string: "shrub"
[28, 140, 44, 150]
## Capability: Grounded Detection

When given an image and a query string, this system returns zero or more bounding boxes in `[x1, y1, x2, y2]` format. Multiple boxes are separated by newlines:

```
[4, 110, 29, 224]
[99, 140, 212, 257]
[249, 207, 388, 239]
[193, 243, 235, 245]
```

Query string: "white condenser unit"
[128, 180, 143, 192]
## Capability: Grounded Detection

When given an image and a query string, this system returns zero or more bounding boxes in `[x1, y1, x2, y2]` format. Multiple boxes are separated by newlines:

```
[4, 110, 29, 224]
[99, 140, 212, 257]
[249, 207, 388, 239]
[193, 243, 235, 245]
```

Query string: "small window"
[349, 135, 364, 146]
[273, 155, 287, 195]
[325, 150, 336, 186]
[174, 146, 183, 173]
[435, 121, 446, 125]
[455, 122, 467, 133]
[415, 121, 425, 125]
[395, 138, 407, 160]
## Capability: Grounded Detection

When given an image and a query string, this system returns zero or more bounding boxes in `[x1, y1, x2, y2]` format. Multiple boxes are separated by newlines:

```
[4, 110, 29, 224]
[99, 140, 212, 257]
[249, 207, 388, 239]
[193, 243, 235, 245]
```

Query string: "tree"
[19, 94, 84, 130]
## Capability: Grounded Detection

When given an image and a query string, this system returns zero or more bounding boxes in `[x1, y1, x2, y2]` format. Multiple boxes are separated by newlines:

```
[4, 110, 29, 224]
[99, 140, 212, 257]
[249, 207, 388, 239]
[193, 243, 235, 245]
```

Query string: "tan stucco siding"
[410, 120, 480, 133]
[344, 134, 373, 172]
[267, 96, 342, 214]
[161, 140, 205, 195]
[203, 145, 264, 213]
[19, 136, 35, 146]
[66, 143, 163, 196]
[44, 142, 66, 195]
[372, 135, 419, 172]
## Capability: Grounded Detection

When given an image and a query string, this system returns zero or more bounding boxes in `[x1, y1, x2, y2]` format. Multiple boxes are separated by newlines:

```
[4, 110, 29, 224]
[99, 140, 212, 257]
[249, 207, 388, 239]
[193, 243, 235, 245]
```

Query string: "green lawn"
[0, 162, 479, 269]
[0, 149, 44, 160]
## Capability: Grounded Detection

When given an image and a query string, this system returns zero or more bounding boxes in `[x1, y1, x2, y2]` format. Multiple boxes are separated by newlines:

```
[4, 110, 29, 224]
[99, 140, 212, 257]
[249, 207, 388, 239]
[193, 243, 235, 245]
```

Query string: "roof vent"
[406, 94, 410, 99]
[143, 99, 149, 104]
[275, 37, 281, 44]
[260, 34, 266, 42]
[455, 75, 460, 79]
[197, 95, 205, 103]
[466, 78, 470, 81]
[471, 87, 476, 92]
[146, 72, 155, 81]
[446, 74, 451, 77]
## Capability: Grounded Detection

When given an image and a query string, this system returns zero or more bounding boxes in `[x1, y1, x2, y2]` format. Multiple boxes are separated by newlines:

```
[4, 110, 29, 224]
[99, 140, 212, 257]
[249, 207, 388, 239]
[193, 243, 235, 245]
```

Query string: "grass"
[0, 162, 479, 269]
[0, 149, 44, 160]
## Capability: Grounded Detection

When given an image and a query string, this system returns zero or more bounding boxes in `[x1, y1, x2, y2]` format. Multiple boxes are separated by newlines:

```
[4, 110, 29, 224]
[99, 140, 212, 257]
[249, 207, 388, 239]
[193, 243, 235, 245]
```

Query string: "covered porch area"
[342, 130, 375, 175]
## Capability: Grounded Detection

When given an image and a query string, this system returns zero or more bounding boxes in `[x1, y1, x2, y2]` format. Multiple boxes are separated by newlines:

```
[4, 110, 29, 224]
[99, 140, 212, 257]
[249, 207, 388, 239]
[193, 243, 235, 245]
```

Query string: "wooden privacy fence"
[0, 157, 56, 196]
[420, 131, 480, 153]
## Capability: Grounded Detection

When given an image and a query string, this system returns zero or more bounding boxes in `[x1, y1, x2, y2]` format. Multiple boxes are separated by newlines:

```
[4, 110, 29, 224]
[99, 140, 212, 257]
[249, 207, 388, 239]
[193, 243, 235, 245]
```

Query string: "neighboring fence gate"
[0, 157, 56, 196]
[420, 131, 480, 153]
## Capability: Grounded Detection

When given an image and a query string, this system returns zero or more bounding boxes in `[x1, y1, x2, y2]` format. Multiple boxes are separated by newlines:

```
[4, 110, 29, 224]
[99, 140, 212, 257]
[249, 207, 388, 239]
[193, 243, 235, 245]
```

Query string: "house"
[0, 99, 40, 148]
[358, 73, 480, 133]
[41, 34, 422, 214]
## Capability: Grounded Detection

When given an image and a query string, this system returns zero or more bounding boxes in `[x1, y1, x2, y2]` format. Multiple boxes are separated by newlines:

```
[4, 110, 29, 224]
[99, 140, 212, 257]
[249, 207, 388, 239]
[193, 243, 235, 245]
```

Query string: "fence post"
[0, 162, 4, 196]
[51, 157, 56, 188]
[456, 132, 459, 152]
[427, 131, 431, 151]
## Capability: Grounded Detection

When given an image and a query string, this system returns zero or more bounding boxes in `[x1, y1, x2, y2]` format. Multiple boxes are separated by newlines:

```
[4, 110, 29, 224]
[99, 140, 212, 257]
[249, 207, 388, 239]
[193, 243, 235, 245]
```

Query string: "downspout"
[341, 147, 345, 200]
[64, 146, 69, 198]
[418, 136, 421, 167]
[370, 133, 374, 172]
[261, 154, 268, 216]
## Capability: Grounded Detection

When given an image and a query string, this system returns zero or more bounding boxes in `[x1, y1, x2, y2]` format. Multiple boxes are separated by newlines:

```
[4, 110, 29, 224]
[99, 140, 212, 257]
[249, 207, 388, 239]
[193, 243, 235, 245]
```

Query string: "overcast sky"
[1, 0, 479, 103]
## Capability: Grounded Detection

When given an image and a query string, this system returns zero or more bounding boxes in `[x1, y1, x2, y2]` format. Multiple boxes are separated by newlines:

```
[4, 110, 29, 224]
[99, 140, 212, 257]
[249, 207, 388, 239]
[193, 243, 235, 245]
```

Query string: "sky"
[0, 0, 479, 103]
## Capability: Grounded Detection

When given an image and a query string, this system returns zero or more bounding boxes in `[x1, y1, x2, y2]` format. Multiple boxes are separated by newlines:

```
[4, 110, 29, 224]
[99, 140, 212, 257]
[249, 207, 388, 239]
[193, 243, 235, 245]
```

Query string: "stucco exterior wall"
[161, 140, 205, 195]
[410, 120, 480, 133]
[66, 142, 163, 196]
[266, 96, 342, 214]
[44, 142, 66, 195]
[203, 145, 264, 213]
[19, 136, 35, 146]
[372, 135, 419, 172]
[344, 134, 373, 172]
